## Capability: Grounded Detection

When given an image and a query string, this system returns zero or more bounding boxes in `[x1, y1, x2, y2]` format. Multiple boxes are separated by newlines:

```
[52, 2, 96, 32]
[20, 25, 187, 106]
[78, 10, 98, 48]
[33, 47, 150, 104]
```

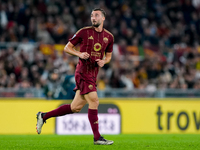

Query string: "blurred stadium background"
[0, 0, 200, 99]
[0, 0, 200, 135]
[0, 0, 200, 98]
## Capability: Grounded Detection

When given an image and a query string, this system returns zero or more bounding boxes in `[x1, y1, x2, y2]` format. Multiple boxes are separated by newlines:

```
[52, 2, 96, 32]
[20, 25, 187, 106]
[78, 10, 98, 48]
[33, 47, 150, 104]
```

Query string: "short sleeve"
[105, 35, 114, 53]
[69, 29, 83, 46]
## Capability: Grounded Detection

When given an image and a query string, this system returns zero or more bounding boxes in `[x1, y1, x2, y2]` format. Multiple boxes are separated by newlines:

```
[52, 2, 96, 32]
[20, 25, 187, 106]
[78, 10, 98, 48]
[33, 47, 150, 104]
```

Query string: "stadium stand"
[0, 0, 200, 98]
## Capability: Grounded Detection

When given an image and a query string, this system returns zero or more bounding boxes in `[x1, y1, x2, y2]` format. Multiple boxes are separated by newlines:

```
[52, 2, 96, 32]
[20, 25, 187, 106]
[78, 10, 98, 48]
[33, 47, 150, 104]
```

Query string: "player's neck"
[94, 24, 103, 32]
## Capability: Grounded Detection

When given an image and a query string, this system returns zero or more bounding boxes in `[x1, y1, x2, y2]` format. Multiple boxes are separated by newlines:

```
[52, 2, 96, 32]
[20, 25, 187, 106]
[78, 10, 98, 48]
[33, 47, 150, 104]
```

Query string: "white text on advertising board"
[56, 114, 121, 135]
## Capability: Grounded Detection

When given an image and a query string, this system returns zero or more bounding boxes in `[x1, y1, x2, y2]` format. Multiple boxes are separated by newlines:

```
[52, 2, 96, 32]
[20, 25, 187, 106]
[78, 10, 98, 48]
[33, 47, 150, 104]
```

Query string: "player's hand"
[96, 59, 105, 67]
[79, 52, 90, 60]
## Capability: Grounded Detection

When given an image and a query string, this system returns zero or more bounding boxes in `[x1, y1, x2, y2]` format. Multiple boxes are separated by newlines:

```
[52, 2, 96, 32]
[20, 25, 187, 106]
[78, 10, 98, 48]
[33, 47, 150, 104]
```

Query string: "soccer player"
[36, 8, 114, 145]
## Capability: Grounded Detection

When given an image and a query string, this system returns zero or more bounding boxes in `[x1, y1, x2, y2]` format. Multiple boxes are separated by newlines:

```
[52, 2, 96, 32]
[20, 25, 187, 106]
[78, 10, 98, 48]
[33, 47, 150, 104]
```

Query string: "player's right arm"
[64, 42, 90, 60]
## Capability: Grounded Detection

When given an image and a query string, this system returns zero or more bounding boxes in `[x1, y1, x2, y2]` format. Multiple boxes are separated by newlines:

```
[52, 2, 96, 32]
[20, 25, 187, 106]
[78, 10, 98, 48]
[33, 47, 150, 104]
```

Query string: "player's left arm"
[96, 52, 112, 68]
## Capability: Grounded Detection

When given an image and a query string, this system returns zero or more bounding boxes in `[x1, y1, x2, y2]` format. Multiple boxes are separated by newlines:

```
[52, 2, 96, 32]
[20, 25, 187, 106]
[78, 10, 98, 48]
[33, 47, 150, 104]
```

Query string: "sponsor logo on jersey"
[94, 43, 101, 51]
[91, 52, 101, 57]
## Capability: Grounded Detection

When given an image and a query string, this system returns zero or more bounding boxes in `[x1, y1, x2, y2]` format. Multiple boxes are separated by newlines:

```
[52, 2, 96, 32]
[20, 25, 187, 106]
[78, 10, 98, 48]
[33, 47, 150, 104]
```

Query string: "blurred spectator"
[44, 70, 75, 99]
[0, 3, 8, 30]
[44, 70, 62, 99]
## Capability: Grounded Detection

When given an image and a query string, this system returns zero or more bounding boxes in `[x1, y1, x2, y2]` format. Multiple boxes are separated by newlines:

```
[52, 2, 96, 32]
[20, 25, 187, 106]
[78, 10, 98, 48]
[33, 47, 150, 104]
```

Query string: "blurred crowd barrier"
[0, 88, 200, 98]
[0, 88, 43, 98]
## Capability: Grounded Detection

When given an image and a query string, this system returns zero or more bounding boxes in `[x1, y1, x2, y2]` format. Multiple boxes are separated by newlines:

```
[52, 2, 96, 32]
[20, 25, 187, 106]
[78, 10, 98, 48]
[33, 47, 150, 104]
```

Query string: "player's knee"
[90, 98, 99, 107]
[71, 106, 82, 113]
[95, 100, 99, 106]
[72, 107, 81, 113]
[73, 108, 81, 113]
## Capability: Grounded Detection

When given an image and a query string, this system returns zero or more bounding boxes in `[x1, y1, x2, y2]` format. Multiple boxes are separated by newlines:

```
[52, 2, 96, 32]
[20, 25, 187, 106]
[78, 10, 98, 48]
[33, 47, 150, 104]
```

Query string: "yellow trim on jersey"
[76, 26, 93, 34]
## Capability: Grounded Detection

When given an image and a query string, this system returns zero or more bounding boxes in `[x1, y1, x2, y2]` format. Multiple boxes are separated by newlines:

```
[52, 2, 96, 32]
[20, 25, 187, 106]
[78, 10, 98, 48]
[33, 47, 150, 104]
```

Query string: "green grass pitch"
[0, 134, 200, 150]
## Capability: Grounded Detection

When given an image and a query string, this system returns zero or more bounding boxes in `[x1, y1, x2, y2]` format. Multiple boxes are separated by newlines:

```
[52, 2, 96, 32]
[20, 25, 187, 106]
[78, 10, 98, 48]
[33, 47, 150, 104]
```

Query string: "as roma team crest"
[103, 37, 108, 43]
[88, 84, 93, 90]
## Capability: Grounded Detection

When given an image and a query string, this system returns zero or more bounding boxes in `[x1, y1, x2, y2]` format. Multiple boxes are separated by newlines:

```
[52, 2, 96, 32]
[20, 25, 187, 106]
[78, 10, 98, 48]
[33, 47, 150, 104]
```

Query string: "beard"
[92, 22, 100, 27]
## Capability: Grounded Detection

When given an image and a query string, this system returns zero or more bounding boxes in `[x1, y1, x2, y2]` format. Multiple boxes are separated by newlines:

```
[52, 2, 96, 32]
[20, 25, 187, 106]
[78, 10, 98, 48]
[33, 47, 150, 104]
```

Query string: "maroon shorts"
[73, 73, 97, 95]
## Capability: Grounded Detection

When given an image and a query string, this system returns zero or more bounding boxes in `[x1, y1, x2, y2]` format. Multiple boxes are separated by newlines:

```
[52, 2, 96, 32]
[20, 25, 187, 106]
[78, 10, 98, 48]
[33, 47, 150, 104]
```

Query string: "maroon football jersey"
[69, 26, 114, 80]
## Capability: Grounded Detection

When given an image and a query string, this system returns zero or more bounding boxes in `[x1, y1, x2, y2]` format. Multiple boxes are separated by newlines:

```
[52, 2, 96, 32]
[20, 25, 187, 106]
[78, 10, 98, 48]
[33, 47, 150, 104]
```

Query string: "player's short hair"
[92, 8, 106, 17]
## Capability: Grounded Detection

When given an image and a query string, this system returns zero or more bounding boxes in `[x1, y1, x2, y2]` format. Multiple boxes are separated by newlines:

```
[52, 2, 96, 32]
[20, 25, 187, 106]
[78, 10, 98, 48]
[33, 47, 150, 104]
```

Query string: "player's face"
[91, 11, 105, 27]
